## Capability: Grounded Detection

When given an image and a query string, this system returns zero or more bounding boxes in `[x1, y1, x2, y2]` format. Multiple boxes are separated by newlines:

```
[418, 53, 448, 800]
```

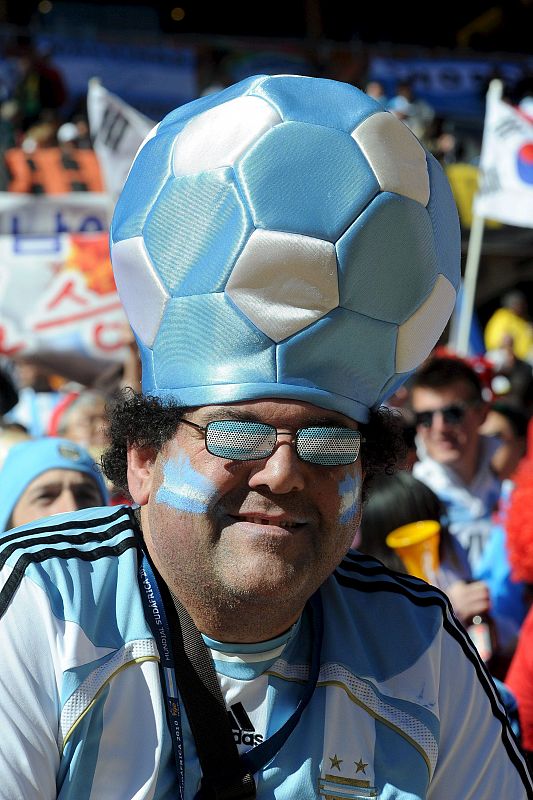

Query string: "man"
[410, 355, 527, 667]
[0, 75, 531, 799]
[0, 436, 108, 533]
[411, 355, 519, 568]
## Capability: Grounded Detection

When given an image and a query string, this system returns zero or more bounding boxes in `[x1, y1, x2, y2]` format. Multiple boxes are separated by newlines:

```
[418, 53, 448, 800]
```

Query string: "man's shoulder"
[0, 505, 139, 606]
[318, 551, 458, 682]
[0, 504, 137, 556]
[327, 551, 451, 634]
[0, 504, 143, 638]
[331, 549, 450, 611]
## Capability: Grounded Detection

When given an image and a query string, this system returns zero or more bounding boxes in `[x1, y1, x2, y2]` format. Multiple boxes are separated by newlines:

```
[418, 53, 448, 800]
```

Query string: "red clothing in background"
[507, 604, 533, 751]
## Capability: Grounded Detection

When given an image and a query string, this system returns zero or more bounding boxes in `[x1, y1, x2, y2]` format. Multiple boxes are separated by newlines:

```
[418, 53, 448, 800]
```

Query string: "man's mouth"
[230, 514, 305, 529]
[249, 517, 302, 528]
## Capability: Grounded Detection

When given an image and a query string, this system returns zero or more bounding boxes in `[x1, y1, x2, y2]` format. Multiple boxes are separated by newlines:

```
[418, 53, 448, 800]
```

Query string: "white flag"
[474, 88, 533, 228]
[87, 79, 155, 200]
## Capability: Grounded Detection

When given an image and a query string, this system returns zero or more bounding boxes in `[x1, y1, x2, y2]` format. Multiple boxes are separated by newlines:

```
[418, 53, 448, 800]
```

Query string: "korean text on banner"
[0, 232, 130, 361]
[474, 91, 533, 229]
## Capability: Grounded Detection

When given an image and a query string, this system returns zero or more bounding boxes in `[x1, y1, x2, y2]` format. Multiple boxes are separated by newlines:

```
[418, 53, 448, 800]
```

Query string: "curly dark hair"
[101, 389, 405, 500]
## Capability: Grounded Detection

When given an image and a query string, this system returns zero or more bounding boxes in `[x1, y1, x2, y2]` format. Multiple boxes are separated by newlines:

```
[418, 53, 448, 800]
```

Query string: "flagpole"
[451, 78, 503, 356]
[453, 213, 485, 355]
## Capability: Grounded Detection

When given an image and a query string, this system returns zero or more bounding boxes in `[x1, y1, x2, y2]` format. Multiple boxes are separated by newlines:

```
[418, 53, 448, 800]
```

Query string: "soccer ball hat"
[111, 74, 460, 423]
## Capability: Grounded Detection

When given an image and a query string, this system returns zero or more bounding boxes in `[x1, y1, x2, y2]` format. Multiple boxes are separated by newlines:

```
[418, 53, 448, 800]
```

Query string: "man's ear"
[127, 445, 157, 506]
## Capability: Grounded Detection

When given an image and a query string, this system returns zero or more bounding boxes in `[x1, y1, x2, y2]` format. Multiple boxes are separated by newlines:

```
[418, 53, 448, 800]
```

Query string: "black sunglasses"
[414, 402, 475, 429]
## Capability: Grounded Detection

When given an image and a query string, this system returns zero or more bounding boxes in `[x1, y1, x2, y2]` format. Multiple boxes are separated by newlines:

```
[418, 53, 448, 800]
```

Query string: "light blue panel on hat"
[377, 370, 412, 407]
[148, 293, 276, 395]
[252, 74, 381, 131]
[426, 153, 461, 290]
[277, 308, 398, 422]
[337, 192, 438, 325]
[237, 122, 378, 242]
[111, 130, 176, 243]
[143, 168, 252, 296]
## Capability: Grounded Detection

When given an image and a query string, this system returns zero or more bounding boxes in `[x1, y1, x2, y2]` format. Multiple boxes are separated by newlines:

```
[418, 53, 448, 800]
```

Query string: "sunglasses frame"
[180, 418, 363, 465]
[414, 401, 478, 429]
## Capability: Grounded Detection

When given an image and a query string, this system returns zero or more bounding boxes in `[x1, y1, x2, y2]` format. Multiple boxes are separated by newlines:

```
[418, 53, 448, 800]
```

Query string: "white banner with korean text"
[0, 232, 130, 361]
[0, 192, 112, 236]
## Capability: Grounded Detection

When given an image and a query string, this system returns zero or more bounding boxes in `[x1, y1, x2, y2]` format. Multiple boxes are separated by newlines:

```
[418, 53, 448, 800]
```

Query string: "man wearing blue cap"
[0, 75, 531, 799]
[0, 436, 109, 533]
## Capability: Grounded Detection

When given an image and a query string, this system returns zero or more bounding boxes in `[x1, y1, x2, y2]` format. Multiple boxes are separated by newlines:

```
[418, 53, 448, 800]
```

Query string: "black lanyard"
[138, 545, 324, 799]
[139, 552, 186, 799]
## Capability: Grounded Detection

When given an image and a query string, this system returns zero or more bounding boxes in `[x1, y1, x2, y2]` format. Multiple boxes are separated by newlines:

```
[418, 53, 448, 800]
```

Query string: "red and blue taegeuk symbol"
[517, 142, 533, 183]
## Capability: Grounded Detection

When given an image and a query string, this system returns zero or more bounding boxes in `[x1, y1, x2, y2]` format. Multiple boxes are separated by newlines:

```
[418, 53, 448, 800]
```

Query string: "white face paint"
[156, 450, 218, 513]
[338, 471, 361, 525]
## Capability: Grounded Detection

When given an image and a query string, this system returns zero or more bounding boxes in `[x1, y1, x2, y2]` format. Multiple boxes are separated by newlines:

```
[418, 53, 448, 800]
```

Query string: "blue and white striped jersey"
[0, 504, 531, 799]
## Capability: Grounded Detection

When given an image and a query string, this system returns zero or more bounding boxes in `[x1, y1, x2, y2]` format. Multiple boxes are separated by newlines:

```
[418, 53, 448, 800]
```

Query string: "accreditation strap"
[138, 551, 186, 799]
[137, 536, 324, 799]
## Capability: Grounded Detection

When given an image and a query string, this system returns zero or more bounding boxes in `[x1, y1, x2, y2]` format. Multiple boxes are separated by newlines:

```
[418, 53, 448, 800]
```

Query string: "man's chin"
[215, 556, 316, 605]
[429, 445, 462, 465]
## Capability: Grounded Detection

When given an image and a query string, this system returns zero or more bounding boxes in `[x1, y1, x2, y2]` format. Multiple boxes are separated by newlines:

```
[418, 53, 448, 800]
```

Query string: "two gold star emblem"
[328, 754, 368, 774]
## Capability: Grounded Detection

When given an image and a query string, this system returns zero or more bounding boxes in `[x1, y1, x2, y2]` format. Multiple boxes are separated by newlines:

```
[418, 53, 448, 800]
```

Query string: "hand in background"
[446, 579, 491, 624]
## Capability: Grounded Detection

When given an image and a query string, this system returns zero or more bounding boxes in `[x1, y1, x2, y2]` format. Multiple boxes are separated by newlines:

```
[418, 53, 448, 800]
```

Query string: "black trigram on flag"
[95, 106, 130, 152]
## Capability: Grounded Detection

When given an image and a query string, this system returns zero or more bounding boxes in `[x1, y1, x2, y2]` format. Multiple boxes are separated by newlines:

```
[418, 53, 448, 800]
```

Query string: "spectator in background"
[9, 36, 67, 132]
[359, 471, 473, 599]
[0, 436, 108, 534]
[3, 355, 61, 437]
[387, 79, 435, 144]
[485, 332, 533, 415]
[364, 79, 388, 107]
[410, 355, 526, 671]
[479, 401, 529, 476]
[411, 355, 521, 570]
[485, 290, 533, 366]
[50, 388, 109, 459]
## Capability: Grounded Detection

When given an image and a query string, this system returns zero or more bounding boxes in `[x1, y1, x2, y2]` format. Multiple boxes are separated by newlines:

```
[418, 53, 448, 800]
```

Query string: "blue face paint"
[338, 471, 361, 525]
[156, 451, 218, 513]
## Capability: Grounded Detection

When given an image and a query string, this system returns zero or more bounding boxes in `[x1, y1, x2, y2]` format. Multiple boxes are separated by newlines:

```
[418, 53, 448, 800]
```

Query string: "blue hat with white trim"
[111, 74, 460, 423]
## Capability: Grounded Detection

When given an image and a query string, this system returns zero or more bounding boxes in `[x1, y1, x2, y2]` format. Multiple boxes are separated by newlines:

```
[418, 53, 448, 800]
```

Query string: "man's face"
[129, 399, 363, 635]
[12, 469, 103, 528]
[411, 382, 485, 467]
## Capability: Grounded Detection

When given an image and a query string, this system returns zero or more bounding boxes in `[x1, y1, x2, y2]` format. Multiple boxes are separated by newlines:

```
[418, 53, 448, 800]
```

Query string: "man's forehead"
[187, 399, 359, 427]
[412, 381, 476, 407]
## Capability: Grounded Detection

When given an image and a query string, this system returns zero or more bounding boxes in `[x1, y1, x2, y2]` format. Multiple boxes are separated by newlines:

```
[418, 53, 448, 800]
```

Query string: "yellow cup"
[386, 520, 440, 582]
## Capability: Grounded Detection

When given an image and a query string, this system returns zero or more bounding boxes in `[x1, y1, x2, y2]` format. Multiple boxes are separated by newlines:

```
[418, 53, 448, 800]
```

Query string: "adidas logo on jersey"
[228, 702, 264, 746]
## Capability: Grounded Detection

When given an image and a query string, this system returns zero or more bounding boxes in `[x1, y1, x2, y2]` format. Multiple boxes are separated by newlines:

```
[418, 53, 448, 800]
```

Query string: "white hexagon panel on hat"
[226, 229, 339, 342]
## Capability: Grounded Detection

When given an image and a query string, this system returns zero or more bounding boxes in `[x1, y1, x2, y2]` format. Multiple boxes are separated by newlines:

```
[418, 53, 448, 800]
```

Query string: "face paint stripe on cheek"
[156, 451, 219, 513]
[338, 471, 361, 525]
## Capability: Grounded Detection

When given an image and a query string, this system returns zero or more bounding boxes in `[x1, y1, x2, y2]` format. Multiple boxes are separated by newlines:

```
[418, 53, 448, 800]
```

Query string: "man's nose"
[428, 410, 449, 432]
[247, 435, 306, 494]
[50, 490, 79, 516]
